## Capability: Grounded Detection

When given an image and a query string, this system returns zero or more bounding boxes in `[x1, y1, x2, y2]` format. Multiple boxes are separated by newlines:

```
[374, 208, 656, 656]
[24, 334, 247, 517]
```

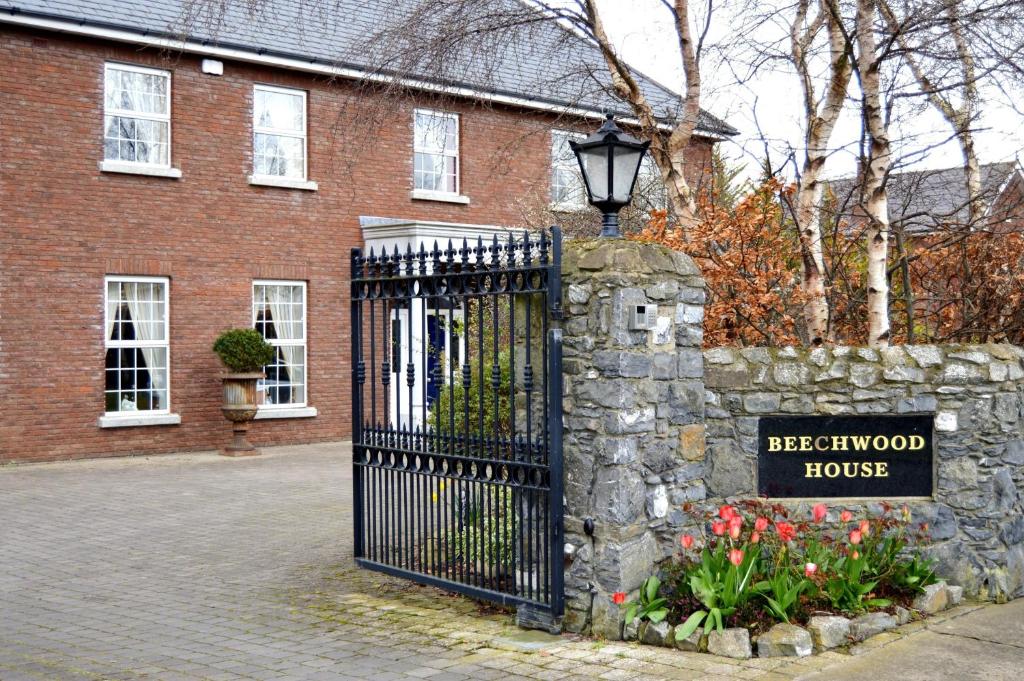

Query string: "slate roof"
[0, 0, 738, 139]
[828, 162, 1022, 233]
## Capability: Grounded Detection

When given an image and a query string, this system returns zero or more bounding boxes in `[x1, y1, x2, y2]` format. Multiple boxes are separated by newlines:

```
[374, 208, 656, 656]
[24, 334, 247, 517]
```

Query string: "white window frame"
[412, 108, 464, 201]
[550, 129, 586, 211]
[636, 155, 668, 212]
[100, 275, 178, 427]
[250, 84, 317, 190]
[101, 63, 177, 175]
[252, 280, 313, 416]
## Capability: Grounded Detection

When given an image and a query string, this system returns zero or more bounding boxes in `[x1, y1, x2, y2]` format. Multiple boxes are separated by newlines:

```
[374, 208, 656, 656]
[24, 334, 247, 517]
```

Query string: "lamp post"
[570, 113, 651, 238]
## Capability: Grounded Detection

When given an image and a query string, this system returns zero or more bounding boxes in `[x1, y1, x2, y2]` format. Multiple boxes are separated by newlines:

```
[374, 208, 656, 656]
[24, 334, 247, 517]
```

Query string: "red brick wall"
[0, 26, 717, 462]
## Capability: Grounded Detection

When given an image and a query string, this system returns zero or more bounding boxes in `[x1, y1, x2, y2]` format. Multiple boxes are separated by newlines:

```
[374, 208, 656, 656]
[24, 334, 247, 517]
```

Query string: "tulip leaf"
[675, 610, 707, 641]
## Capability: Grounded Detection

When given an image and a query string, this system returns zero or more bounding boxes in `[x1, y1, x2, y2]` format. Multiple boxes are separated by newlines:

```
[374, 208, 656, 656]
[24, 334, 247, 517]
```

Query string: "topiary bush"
[212, 328, 275, 373]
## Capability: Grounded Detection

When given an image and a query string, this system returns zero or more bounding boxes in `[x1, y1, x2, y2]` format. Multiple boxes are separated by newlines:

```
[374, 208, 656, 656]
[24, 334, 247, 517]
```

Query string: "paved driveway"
[1, 442, 1021, 680]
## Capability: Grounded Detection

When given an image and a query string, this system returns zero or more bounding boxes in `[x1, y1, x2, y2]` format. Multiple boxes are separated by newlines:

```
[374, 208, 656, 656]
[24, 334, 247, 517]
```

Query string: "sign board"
[757, 415, 933, 498]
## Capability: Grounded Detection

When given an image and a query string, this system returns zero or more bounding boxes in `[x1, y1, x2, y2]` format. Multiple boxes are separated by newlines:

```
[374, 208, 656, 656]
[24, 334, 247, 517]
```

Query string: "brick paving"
[0, 442, 1012, 680]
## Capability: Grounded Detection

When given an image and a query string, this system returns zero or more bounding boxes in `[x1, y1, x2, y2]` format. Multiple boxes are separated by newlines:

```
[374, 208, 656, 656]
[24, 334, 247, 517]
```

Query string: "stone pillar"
[559, 239, 706, 637]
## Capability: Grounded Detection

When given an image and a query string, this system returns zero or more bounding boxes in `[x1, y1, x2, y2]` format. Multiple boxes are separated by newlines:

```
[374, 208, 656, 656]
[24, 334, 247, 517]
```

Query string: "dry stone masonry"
[559, 239, 706, 637]
[705, 344, 1024, 602]
[558, 238, 1024, 638]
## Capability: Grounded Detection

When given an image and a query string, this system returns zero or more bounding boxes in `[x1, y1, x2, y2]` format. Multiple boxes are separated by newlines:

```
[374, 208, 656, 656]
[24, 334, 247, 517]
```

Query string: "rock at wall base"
[849, 612, 897, 641]
[707, 628, 752, 659]
[912, 582, 950, 614]
[756, 623, 813, 658]
[807, 616, 852, 650]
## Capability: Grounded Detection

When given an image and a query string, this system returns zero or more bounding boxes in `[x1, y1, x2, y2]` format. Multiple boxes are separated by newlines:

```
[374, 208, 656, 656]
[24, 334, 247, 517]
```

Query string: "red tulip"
[775, 521, 797, 542]
[719, 505, 736, 521]
[804, 562, 818, 577]
[729, 523, 741, 540]
[612, 591, 626, 605]
[849, 529, 863, 545]
[680, 535, 695, 550]
[728, 549, 745, 567]
[840, 510, 853, 523]
[711, 521, 726, 536]
[812, 504, 828, 523]
[859, 520, 871, 536]
[728, 515, 743, 529]
[750, 531, 761, 544]
[754, 516, 769, 532]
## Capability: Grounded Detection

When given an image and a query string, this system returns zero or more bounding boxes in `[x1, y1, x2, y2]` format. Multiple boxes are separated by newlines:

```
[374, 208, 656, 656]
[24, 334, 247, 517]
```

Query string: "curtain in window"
[124, 283, 165, 390]
[266, 286, 301, 382]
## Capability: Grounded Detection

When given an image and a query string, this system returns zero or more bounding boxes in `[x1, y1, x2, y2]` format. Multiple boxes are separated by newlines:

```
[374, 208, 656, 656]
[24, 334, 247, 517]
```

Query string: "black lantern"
[570, 113, 651, 238]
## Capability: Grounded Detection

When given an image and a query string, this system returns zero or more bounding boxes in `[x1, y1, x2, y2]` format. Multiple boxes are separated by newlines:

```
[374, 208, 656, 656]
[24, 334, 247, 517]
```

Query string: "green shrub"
[429, 350, 513, 441]
[450, 486, 517, 571]
[212, 328, 275, 372]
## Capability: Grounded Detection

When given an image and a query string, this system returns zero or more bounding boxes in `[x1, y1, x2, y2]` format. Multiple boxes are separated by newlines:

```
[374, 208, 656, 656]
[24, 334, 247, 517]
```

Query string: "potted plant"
[212, 328, 275, 456]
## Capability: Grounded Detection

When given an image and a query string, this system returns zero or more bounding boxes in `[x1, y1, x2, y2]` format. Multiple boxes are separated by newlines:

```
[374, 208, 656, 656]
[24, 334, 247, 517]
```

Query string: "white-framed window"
[104, 276, 170, 415]
[103, 63, 172, 167]
[551, 129, 586, 210]
[414, 109, 460, 195]
[636, 155, 668, 212]
[252, 85, 308, 181]
[253, 281, 307, 408]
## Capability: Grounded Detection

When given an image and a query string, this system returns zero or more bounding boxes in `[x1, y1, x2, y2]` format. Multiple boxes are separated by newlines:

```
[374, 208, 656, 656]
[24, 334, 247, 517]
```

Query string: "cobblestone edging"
[620, 581, 964, 660]
[704, 343, 1024, 603]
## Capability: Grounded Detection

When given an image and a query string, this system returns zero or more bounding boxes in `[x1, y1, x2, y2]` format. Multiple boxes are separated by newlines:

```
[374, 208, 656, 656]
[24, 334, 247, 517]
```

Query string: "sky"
[591, 0, 1024, 181]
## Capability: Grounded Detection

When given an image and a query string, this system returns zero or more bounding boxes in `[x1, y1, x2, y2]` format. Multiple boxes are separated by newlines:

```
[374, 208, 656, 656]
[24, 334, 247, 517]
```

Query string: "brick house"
[0, 0, 736, 462]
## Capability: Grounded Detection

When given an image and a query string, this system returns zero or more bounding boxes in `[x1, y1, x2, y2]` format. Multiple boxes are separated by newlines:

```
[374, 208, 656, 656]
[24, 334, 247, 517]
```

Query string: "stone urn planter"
[220, 371, 264, 456]
[212, 328, 276, 457]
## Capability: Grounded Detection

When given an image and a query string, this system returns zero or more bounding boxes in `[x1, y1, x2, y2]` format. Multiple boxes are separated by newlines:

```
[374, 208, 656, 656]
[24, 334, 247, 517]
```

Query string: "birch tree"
[790, 0, 853, 344]
[579, 0, 706, 227]
[851, 0, 894, 347]
[877, 0, 985, 224]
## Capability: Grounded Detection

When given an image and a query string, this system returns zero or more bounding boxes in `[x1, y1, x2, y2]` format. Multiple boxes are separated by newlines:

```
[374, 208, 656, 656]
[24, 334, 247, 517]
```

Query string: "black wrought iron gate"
[350, 228, 563, 618]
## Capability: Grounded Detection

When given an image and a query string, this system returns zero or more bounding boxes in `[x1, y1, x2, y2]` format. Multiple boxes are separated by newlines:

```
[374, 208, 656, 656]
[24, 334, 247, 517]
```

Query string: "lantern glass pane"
[579, 146, 609, 202]
[612, 146, 645, 203]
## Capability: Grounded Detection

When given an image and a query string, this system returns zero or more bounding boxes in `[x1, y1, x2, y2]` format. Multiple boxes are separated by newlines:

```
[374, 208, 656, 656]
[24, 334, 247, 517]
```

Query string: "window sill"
[411, 189, 471, 205]
[249, 175, 319, 191]
[98, 413, 181, 428]
[100, 161, 182, 179]
[254, 406, 318, 420]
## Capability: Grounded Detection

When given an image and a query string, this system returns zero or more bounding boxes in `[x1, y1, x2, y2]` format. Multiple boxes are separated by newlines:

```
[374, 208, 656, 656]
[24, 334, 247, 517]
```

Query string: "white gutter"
[0, 10, 729, 141]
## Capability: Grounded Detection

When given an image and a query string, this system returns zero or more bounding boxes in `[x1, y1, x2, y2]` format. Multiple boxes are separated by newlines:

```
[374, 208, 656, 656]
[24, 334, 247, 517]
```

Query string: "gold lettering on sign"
[851, 435, 871, 451]
[909, 435, 925, 450]
[800, 436, 812, 451]
[768, 437, 782, 452]
[805, 462, 822, 477]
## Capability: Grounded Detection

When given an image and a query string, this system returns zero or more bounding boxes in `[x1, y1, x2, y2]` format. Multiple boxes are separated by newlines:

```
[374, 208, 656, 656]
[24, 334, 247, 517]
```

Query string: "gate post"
[559, 239, 706, 638]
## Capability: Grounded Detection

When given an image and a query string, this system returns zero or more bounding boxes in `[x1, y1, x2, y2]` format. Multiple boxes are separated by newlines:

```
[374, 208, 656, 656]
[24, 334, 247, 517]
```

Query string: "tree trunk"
[791, 0, 852, 344]
[855, 0, 892, 347]
[795, 173, 831, 344]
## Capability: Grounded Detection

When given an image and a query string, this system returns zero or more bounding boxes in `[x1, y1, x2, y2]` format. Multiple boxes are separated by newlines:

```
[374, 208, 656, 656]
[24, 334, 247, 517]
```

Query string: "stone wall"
[557, 237, 1024, 637]
[704, 344, 1024, 602]
[559, 239, 707, 637]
